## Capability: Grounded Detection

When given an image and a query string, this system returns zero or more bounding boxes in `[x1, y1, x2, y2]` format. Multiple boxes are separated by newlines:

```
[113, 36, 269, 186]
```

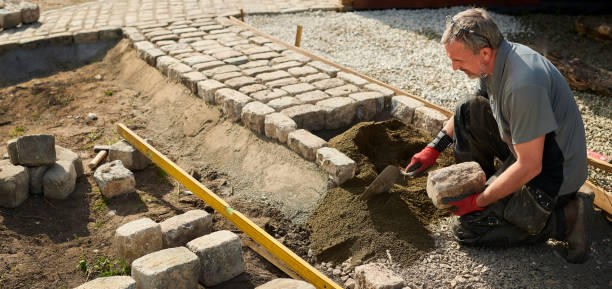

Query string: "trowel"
[359, 165, 416, 200]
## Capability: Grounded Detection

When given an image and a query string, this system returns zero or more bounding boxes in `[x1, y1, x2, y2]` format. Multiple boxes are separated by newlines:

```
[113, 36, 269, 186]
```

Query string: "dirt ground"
[308, 119, 454, 267]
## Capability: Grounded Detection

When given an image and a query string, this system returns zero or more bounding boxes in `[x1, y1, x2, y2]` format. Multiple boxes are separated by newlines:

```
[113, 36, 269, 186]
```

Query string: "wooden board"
[583, 181, 612, 216]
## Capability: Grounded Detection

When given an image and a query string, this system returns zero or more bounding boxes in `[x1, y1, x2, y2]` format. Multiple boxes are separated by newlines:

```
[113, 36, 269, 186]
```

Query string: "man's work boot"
[563, 191, 595, 263]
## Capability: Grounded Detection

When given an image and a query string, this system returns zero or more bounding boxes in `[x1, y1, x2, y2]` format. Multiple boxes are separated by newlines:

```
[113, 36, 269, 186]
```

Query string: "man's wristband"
[427, 130, 453, 152]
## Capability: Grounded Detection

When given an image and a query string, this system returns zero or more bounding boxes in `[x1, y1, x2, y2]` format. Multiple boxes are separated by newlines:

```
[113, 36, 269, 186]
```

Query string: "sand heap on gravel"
[307, 119, 454, 267]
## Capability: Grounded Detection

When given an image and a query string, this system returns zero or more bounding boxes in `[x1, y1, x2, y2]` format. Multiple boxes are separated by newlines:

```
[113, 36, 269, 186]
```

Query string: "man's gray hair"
[441, 8, 504, 53]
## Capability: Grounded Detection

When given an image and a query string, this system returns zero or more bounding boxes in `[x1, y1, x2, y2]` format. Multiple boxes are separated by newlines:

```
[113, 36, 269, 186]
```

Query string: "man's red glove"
[442, 192, 485, 216]
[405, 147, 440, 176]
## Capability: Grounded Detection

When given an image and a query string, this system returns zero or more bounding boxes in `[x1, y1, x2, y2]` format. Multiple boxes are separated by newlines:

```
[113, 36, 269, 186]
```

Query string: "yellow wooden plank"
[116, 124, 341, 289]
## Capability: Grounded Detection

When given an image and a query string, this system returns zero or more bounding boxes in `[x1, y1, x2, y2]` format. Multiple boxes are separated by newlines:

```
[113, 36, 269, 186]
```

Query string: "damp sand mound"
[307, 119, 454, 267]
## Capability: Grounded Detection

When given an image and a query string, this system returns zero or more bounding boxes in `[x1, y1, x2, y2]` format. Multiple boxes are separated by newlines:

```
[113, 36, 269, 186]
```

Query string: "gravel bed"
[248, 9, 612, 288]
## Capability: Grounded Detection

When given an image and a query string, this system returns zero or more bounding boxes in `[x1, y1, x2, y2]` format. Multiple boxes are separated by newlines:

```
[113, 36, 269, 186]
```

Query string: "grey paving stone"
[316, 147, 356, 185]
[271, 60, 302, 70]
[157, 56, 181, 75]
[172, 27, 198, 34]
[287, 66, 318, 77]
[316, 97, 356, 130]
[413, 106, 448, 137]
[141, 48, 165, 67]
[151, 34, 179, 43]
[250, 88, 288, 103]
[160, 210, 212, 248]
[220, 89, 252, 122]
[241, 101, 276, 134]
[313, 78, 345, 90]
[156, 40, 177, 47]
[131, 247, 199, 289]
[186, 230, 244, 287]
[198, 79, 227, 103]
[182, 71, 206, 93]
[99, 27, 122, 41]
[168, 63, 193, 83]
[280, 51, 312, 63]
[266, 77, 299, 88]
[364, 83, 394, 98]
[241, 46, 272, 55]
[239, 84, 267, 95]
[169, 48, 195, 57]
[349, 91, 385, 122]
[249, 51, 280, 61]
[179, 37, 203, 44]
[281, 83, 316, 95]
[243, 65, 274, 77]
[159, 43, 191, 53]
[427, 161, 486, 209]
[212, 71, 242, 82]
[73, 29, 98, 43]
[182, 54, 217, 66]
[212, 49, 243, 60]
[190, 39, 218, 47]
[287, 129, 327, 161]
[307, 60, 340, 77]
[337, 71, 369, 87]
[47, 32, 73, 46]
[93, 160, 134, 199]
[0, 160, 29, 208]
[224, 55, 248, 65]
[201, 64, 239, 77]
[355, 263, 404, 289]
[391, 95, 424, 125]
[256, 70, 291, 83]
[295, 90, 330, 105]
[20, 1, 39, 24]
[300, 72, 330, 83]
[74, 276, 136, 289]
[224, 76, 256, 89]
[256, 279, 315, 289]
[264, 42, 287, 52]
[249, 36, 271, 45]
[325, 84, 360, 97]
[193, 60, 225, 72]
[267, 96, 302, 111]
[281, 104, 325, 131]
[264, 112, 296, 143]
[0, 4, 21, 29]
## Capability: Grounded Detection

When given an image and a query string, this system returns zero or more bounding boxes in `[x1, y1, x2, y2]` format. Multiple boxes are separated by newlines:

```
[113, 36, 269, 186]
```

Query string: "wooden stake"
[240, 9, 244, 22]
[295, 25, 303, 47]
[88, 150, 108, 170]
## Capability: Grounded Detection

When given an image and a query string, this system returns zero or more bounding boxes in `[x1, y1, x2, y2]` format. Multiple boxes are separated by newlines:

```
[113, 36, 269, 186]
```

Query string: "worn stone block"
[300, 72, 330, 83]
[325, 84, 359, 97]
[256, 70, 291, 83]
[250, 88, 288, 103]
[316, 97, 356, 129]
[74, 276, 136, 289]
[225, 76, 256, 89]
[73, 30, 99, 44]
[168, 63, 193, 83]
[156, 56, 181, 76]
[224, 55, 248, 66]
[94, 160, 136, 199]
[201, 64, 239, 77]
[239, 59, 269, 69]
[248, 51, 280, 61]
[239, 84, 267, 95]
[295, 90, 330, 105]
[316, 147, 356, 185]
[197, 79, 227, 103]
[0, 160, 28, 208]
[307, 61, 340, 77]
[99, 27, 122, 41]
[20, 1, 39, 24]
[312, 78, 345, 90]
[287, 129, 327, 161]
[182, 54, 217, 66]
[349, 91, 385, 122]
[267, 77, 299, 88]
[355, 263, 404, 289]
[281, 83, 316, 95]
[218, 88, 252, 121]
[413, 106, 448, 137]
[6, 139, 17, 165]
[337, 71, 369, 86]
[27, 165, 48, 195]
[264, 113, 297, 144]
[256, 279, 315, 289]
[242, 66, 274, 77]
[160, 210, 212, 248]
[212, 71, 242, 82]
[186, 230, 244, 287]
[193, 60, 225, 72]
[56, 145, 83, 177]
[280, 51, 312, 63]
[281, 104, 325, 131]
[241, 101, 275, 134]
[267, 96, 301, 111]
[427, 162, 486, 209]
[141, 48, 165, 67]
[43, 160, 76, 199]
[131, 247, 199, 289]
[391, 95, 424, 125]
[365, 83, 394, 98]
[212, 49, 242, 60]
[109, 140, 151, 171]
[271, 60, 302, 70]
[181, 71, 206, 93]
[115, 218, 163, 264]
[12, 134, 55, 166]
[0, 4, 21, 29]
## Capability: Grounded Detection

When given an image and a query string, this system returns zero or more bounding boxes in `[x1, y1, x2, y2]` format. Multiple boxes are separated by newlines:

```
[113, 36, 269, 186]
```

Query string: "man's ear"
[480, 47, 492, 61]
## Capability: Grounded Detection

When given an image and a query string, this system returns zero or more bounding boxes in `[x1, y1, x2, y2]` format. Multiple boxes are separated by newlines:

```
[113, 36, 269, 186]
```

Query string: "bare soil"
[308, 120, 454, 267]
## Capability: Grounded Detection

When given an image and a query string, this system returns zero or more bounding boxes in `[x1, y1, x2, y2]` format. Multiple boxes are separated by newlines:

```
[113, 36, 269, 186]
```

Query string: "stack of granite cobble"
[1, 134, 83, 208]
[0, 0, 39, 30]
[126, 16, 449, 185]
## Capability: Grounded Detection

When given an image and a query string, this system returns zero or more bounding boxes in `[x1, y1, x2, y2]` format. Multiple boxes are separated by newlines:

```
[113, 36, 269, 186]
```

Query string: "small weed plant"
[77, 256, 130, 280]
[8, 126, 26, 137]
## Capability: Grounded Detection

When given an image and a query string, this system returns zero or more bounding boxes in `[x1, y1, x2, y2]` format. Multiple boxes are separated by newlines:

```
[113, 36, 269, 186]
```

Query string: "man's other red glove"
[405, 147, 440, 176]
[442, 192, 485, 216]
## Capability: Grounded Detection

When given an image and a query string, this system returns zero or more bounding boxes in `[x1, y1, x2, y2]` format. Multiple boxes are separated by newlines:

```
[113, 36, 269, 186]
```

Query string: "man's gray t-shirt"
[480, 39, 587, 196]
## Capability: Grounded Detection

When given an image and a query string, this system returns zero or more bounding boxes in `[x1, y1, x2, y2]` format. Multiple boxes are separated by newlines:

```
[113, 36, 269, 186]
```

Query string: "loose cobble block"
[281, 104, 325, 131]
[391, 95, 424, 125]
[156, 56, 181, 76]
[27, 165, 48, 195]
[182, 71, 206, 93]
[316, 97, 356, 129]
[241, 101, 275, 134]
[75, 276, 136, 289]
[94, 160, 135, 199]
[198, 79, 227, 103]
[0, 4, 21, 29]
[11, 134, 55, 166]
[316, 147, 356, 185]
[264, 112, 297, 144]
[287, 129, 327, 161]
[427, 162, 486, 209]
[187, 230, 244, 287]
[251, 88, 288, 103]
[160, 210, 212, 248]
[20, 1, 39, 24]
[109, 140, 151, 171]
[141, 48, 165, 67]
[413, 106, 448, 137]
[131, 247, 200, 289]
[355, 263, 404, 289]
[0, 160, 28, 208]
[43, 160, 76, 199]
[115, 218, 163, 264]
[349, 91, 385, 121]
[56, 145, 83, 177]
[168, 63, 193, 83]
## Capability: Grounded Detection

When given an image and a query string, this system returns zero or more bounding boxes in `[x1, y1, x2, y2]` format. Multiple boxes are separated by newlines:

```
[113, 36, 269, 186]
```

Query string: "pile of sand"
[307, 119, 454, 266]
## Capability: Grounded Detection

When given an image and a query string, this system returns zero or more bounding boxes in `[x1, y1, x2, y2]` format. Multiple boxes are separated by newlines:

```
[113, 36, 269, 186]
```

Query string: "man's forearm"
[443, 115, 454, 139]
[476, 160, 541, 207]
